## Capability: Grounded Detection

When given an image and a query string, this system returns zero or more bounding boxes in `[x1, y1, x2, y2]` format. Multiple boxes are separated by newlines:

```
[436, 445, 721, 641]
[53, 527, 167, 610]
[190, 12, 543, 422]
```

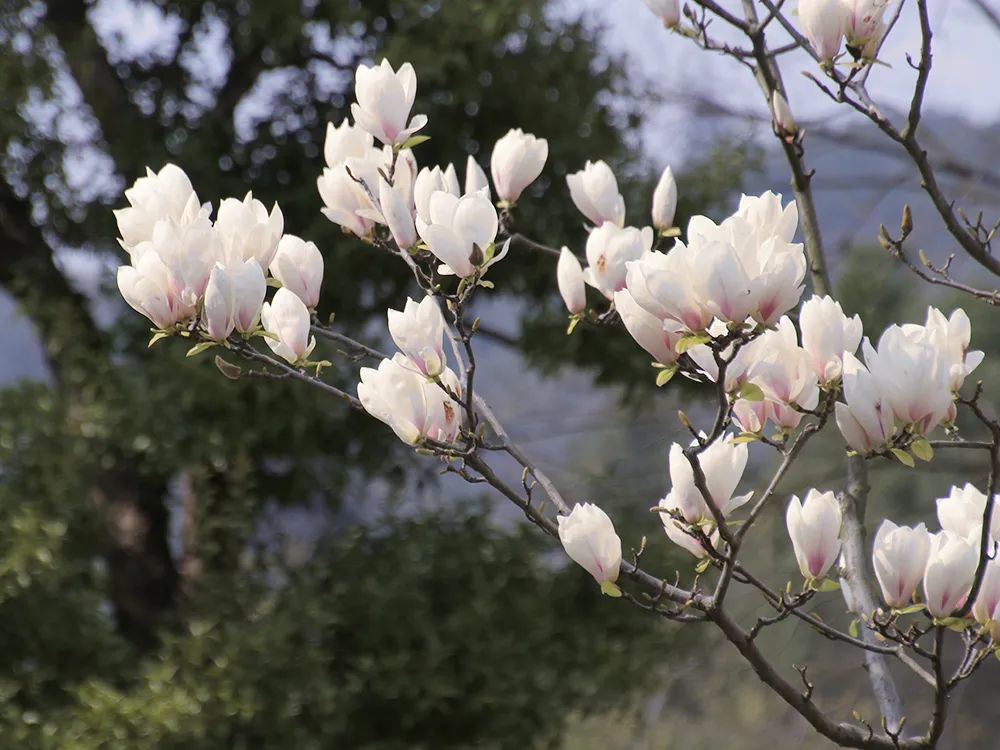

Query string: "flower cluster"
[835, 308, 982, 456]
[114, 164, 321, 364]
[873, 484, 999, 624]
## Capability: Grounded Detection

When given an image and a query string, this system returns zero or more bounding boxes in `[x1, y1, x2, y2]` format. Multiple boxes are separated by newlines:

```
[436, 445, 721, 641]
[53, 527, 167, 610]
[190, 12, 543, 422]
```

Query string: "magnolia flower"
[114, 164, 202, 250]
[641, 0, 681, 27]
[202, 260, 267, 340]
[584, 223, 653, 299]
[862, 325, 953, 435]
[613, 290, 684, 365]
[625, 243, 712, 333]
[842, 0, 888, 55]
[490, 128, 548, 204]
[317, 163, 379, 239]
[800, 295, 863, 382]
[972, 558, 1000, 631]
[567, 160, 626, 227]
[379, 177, 418, 251]
[270, 235, 324, 309]
[358, 354, 462, 445]
[557, 503, 623, 596]
[835, 352, 894, 454]
[651, 165, 677, 232]
[936, 484, 1000, 543]
[117, 251, 195, 330]
[924, 307, 983, 393]
[771, 91, 797, 136]
[387, 296, 446, 377]
[923, 530, 978, 618]
[735, 191, 798, 244]
[414, 165, 461, 226]
[351, 59, 427, 147]
[465, 155, 490, 197]
[798, 0, 846, 61]
[659, 492, 720, 559]
[872, 520, 931, 608]
[260, 287, 316, 364]
[323, 119, 375, 168]
[557, 247, 586, 315]
[215, 192, 284, 269]
[743, 317, 820, 431]
[416, 190, 502, 278]
[662, 437, 752, 525]
[127, 214, 219, 310]
[786, 489, 841, 580]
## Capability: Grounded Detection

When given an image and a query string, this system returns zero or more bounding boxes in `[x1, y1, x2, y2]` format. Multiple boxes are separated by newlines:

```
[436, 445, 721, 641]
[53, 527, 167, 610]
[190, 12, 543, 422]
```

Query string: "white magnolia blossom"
[489, 128, 548, 204]
[323, 119, 375, 168]
[842, 0, 888, 55]
[786, 489, 842, 581]
[379, 177, 418, 251]
[214, 192, 284, 270]
[771, 90, 797, 136]
[936, 483, 1000, 543]
[557, 247, 587, 315]
[872, 520, 931, 609]
[203, 259, 267, 340]
[260, 287, 316, 364]
[972, 558, 1000, 633]
[651, 165, 677, 232]
[798, 0, 846, 61]
[924, 530, 978, 619]
[557, 503, 623, 596]
[659, 492, 720, 559]
[270, 235, 324, 310]
[862, 322, 957, 435]
[387, 296, 447, 378]
[625, 243, 711, 333]
[736, 317, 819, 433]
[464, 155, 490, 198]
[662, 436, 752, 525]
[114, 163, 203, 250]
[416, 190, 504, 278]
[835, 352, 895, 454]
[583, 223, 653, 299]
[613, 290, 684, 365]
[117, 250, 196, 330]
[567, 160, 626, 227]
[358, 354, 462, 446]
[924, 307, 984, 394]
[641, 0, 681, 27]
[414, 165, 461, 226]
[126, 214, 219, 312]
[318, 163, 379, 239]
[800, 294, 863, 382]
[351, 59, 427, 147]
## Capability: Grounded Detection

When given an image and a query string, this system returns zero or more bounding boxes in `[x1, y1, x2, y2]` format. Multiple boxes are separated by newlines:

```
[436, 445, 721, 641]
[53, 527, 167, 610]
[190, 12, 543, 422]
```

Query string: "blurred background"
[1, 1, 999, 748]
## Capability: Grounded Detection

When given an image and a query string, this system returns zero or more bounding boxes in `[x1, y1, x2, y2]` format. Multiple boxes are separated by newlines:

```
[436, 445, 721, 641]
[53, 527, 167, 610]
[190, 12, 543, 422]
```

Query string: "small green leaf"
[695, 558, 712, 574]
[148, 331, 170, 348]
[398, 134, 431, 149]
[266, 277, 283, 289]
[738, 382, 765, 402]
[890, 448, 915, 468]
[600, 580, 623, 598]
[566, 316, 581, 335]
[935, 616, 969, 632]
[186, 341, 217, 358]
[848, 618, 860, 638]
[918, 248, 930, 267]
[894, 603, 925, 616]
[655, 366, 678, 387]
[214, 356, 243, 380]
[731, 434, 759, 445]
[659, 226, 682, 238]
[478, 279, 495, 289]
[910, 438, 934, 462]
[815, 578, 841, 593]
[675, 332, 711, 354]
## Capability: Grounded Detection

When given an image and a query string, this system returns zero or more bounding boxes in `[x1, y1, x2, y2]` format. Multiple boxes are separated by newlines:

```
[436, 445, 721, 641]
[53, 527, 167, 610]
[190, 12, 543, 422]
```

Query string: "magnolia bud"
[489, 128, 548, 204]
[260, 287, 316, 364]
[641, 0, 681, 27]
[771, 90, 797, 137]
[786, 489, 842, 580]
[872, 520, 931, 608]
[651, 165, 678, 232]
[557, 503, 623, 596]
[379, 178, 418, 251]
[464, 155, 490, 198]
[387, 296, 446, 377]
[270, 235, 324, 310]
[798, 0, 847, 62]
[567, 160, 625, 227]
[923, 530, 977, 619]
[556, 247, 586, 314]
